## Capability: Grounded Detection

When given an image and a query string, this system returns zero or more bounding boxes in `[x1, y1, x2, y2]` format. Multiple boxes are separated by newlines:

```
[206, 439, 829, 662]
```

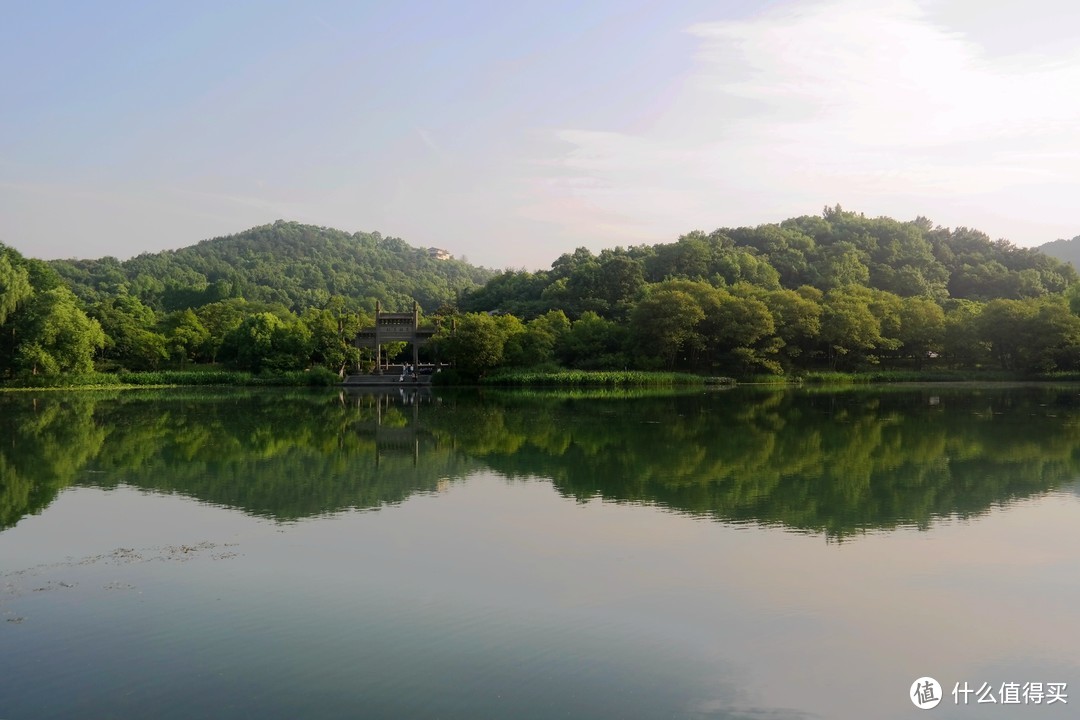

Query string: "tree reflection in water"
[2, 385, 1079, 539]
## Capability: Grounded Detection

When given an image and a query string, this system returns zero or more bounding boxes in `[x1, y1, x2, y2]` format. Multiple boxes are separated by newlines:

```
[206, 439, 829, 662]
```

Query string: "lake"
[1, 385, 1078, 719]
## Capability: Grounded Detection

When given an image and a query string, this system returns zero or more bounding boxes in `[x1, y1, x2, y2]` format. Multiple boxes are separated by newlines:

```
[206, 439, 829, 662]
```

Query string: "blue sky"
[3, 0, 1079, 269]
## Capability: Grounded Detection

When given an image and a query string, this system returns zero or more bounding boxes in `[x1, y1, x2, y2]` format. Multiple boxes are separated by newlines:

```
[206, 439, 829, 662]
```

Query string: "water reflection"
[2, 385, 1080, 537]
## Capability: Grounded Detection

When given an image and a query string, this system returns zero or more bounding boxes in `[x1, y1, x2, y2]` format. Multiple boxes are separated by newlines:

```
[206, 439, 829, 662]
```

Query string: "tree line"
[3, 207, 1080, 381]
[0, 221, 492, 379]
[0, 243, 374, 378]
[437, 206, 1080, 378]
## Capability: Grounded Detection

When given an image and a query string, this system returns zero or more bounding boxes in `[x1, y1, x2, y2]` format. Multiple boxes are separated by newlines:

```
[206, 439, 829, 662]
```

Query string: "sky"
[2, 0, 1080, 270]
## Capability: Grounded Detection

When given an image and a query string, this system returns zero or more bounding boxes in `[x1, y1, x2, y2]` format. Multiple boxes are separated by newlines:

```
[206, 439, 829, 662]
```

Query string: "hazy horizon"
[4, 0, 1079, 270]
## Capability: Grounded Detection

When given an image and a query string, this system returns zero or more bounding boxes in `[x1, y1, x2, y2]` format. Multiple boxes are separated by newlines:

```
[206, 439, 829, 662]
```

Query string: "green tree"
[897, 297, 945, 368]
[866, 288, 904, 360]
[630, 288, 705, 369]
[727, 225, 816, 288]
[302, 299, 366, 375]
[195, 298, 255, 363]
[557, 311, 630, 369]
[645, 233, 712, 282]
[222, 312, 312, 372]
[162, 308, 210, 366]
[977, 299, 1031, 371]
[712, 248, 782, 289]
[459, 270, 551, 318]
[942, 300, 988, 368]
[9, 287, 106, 375]
[435, 313, 525, 380]
[0, 251, 33, 325]
[744, 286, 822, 371]
[817, 242, 871, 289]
[91, 294, 168, 369]
[981, 298, 1080, 373]
[594, 253, 646, 320]
[1027, 299, 1080, 372]
[819, 287, 883, 368]
[505, 310, 570, 367]
[707, 288, 780, 375]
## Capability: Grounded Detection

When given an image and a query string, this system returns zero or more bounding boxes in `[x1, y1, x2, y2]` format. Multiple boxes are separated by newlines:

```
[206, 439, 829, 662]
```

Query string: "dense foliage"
[1, 221, 494, 381]
[3, 207, 1080, 382]
[438, 206, 1080, 378]
[1, 246, 107, 377]
[52, 220, 493, 313]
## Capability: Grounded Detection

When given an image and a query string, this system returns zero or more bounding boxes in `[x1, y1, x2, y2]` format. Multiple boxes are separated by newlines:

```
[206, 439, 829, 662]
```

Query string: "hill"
[6, 206, 1080, 381]
[50, 221, 495, 313]
[1038, 235, 1080, 270]
[461, 206, 1077, 318]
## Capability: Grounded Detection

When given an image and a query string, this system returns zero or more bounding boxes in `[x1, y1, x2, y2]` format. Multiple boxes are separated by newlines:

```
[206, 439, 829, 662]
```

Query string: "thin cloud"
[312, 14, 342, 37]
[414, 127, 445, 160]
[534, 0, 1080, 244]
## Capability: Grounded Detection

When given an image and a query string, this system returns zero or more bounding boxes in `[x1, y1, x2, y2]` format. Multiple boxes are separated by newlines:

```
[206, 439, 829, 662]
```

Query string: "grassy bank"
[1, 367, 341, 390]
[477, 369, 718, 387]
[712, 368, 1049, 385]
[10, 365, 1073, 391]
[800, 369, 1019, 384]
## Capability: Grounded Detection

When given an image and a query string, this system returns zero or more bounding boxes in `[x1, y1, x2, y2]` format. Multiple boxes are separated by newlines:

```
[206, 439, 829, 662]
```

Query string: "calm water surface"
[1, 386, 1078, 719]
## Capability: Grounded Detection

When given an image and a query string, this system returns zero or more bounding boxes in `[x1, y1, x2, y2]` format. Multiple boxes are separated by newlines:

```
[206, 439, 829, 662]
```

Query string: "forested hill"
[50, 221, 495, 313]
[461, 206, 1077, 318]
[5, 207, 1080, 381]
[1038, 235, 1080, 271]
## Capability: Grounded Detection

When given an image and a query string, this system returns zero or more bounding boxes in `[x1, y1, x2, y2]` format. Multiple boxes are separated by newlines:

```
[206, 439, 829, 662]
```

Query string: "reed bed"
[480, 370, 706, 387]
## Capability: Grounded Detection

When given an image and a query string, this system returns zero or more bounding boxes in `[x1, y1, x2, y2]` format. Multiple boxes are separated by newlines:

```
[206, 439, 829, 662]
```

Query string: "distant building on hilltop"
[428, 247, 452, 260]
